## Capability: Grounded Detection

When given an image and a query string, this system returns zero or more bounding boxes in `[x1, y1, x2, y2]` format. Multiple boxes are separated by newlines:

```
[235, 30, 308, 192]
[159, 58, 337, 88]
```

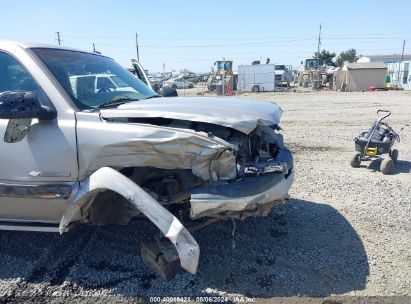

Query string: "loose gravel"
[0, 91, 410, 302]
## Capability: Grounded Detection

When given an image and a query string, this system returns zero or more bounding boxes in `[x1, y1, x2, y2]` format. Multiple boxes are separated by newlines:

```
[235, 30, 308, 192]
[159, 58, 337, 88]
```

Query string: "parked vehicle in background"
[238, 63, 277, 92]
[197, 73, 209, 83]
[69, 74, 133, 97]
[297, 58, 327, 89]
[181, 73, 200, 84]
[148, 76, 164, 92]
[207, 60, 233, 91]
[274, 64, 292, 87]
[164, 78, 194, 89]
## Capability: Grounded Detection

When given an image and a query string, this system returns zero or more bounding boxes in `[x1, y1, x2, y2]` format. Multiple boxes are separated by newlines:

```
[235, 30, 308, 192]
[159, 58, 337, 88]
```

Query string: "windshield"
[110, 75, 129, 88]
[275, 65, 286, 70]
[31, 48, 157, 109]
[216, 61, 232, 71]
[305, 59, 326, 69]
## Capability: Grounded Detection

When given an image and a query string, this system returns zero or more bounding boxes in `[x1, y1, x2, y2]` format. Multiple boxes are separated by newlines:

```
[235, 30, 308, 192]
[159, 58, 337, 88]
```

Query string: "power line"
[63, 37, 410, 49]
[323, 37, 410, 40]
[61, 30, 411, 41]
[138, 38, 318, 48]
[110, 46, 409, 61]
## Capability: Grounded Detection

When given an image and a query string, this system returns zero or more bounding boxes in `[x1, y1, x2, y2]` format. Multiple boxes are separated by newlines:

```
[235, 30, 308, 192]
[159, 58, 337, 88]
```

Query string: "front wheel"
[380, 158, 394, 175]
[350, 152, 362, 168]
[390, 149, 398, 164]
[303, 75, 309, 88]
[251, 85, 260, 92]
[188, 84, 194, 89]
[172, 84, 177, 89]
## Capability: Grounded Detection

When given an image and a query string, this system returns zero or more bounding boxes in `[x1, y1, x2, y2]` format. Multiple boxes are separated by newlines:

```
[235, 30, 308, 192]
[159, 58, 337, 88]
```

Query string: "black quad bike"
[350, 110, 402, 175]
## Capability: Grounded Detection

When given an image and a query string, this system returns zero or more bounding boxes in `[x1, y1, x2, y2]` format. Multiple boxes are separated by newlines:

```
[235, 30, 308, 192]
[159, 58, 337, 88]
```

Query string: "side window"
[0, 52, 40, 94]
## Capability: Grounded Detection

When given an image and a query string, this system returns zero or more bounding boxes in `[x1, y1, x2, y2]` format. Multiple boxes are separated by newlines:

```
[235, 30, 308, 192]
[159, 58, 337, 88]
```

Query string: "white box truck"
[238, 64, 276, 92]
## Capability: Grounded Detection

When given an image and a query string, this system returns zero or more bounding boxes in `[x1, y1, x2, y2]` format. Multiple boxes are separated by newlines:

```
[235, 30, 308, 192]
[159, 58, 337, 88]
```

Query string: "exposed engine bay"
[85, 117, 293, 226]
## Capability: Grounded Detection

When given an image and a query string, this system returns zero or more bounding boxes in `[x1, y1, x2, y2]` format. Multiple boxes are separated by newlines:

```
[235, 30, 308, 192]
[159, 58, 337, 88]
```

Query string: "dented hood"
[100, 97, 282, 134]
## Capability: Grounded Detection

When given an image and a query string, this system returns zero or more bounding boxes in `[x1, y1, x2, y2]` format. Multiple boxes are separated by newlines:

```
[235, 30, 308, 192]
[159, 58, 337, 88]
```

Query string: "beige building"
[334, 62, 387, 92]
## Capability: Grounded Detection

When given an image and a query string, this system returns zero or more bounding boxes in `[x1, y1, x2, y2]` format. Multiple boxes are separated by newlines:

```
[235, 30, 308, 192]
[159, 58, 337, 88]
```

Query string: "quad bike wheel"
[380, 158, 394, 175]
[390, 149, 399, 164]
[350, 152, 362, 168]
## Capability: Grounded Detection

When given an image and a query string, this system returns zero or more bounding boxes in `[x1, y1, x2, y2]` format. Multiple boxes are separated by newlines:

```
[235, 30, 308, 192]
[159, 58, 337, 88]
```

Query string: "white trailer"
[387, 61, 411, 90]
[238, 64, 276, 92]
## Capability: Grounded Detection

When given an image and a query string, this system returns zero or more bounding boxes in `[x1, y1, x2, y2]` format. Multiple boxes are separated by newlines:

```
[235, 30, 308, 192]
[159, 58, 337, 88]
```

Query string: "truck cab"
[0, 41, 293, 278]
[274, 64, 292, 86]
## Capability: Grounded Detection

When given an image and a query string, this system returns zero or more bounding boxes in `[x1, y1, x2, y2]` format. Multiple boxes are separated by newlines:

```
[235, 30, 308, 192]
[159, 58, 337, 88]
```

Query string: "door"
[132, 59, 152, 90]
[0, 51, 78, 222]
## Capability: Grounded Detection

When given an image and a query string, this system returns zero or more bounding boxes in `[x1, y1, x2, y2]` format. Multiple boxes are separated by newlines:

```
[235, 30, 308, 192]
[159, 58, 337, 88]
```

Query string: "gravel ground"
[0, 91, 410, 303]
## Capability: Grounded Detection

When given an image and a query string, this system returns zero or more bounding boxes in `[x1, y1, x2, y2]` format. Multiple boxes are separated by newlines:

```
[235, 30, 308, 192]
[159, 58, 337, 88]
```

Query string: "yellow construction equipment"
[297, 58, 327, 90]
[207, 60, 233, 92]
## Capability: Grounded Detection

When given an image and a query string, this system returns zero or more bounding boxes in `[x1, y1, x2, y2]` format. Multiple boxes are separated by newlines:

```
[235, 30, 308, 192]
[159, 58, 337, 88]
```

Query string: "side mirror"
[0, 91, 57, 120]
[159, 86, 178, 97]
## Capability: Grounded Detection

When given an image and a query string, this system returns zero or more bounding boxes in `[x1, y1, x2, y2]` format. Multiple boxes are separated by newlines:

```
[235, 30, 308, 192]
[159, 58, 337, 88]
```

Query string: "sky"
[1, 0, 410, 73]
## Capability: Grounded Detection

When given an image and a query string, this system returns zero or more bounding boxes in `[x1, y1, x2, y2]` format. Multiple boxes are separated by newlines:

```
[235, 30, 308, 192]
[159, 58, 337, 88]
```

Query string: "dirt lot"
[0, 91, 410, 303]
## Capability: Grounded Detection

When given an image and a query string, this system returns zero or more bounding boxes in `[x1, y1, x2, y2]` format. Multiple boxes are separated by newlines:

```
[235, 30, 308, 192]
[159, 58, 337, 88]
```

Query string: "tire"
[171, 84, 177, 89]
[350, 152, 362, 168]
[252, 85, 260, 93]
[380, 158, 394, 175]
[390, 149, 398, 164]
[303, 75, 309, 88]
[188, 84, 194, 89]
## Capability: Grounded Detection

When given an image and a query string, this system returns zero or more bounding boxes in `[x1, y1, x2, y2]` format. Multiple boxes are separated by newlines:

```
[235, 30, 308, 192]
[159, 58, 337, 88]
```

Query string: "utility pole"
[162, 62, 166, 77]
[135, 33, 140, 62]
[93, 43, 96, 52]
[56, 31, 61, 46]
[401, 40, 405, 61]
[317, 24, 321, 59]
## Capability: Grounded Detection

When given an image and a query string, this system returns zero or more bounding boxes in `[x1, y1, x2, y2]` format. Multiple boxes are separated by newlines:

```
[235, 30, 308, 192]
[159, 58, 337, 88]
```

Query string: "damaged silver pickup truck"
[0, 41, 293, 279]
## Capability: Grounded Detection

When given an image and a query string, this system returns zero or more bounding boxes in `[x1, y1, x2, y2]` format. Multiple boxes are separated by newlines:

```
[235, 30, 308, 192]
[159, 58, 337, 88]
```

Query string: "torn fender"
[59, 167, 199, 274]
[75, 112, 237, 182]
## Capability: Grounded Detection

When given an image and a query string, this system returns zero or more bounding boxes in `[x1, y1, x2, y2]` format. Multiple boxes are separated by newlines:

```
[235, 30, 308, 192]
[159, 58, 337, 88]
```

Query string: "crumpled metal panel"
[190, 171, 294, 219]
[100, 97, 282, 134]
[60, 167, 200, 274]
[75, 112, 237, 182]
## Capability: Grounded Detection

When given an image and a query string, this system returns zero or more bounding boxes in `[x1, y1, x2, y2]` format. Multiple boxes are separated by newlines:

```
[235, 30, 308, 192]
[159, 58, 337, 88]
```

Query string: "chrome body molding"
[0, 182, 74, 199]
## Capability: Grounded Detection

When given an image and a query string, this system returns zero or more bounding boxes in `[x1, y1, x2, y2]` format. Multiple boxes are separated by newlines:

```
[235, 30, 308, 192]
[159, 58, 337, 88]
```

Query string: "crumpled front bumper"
[190, 170, 294, 219]
[190, 146, 294, 219]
